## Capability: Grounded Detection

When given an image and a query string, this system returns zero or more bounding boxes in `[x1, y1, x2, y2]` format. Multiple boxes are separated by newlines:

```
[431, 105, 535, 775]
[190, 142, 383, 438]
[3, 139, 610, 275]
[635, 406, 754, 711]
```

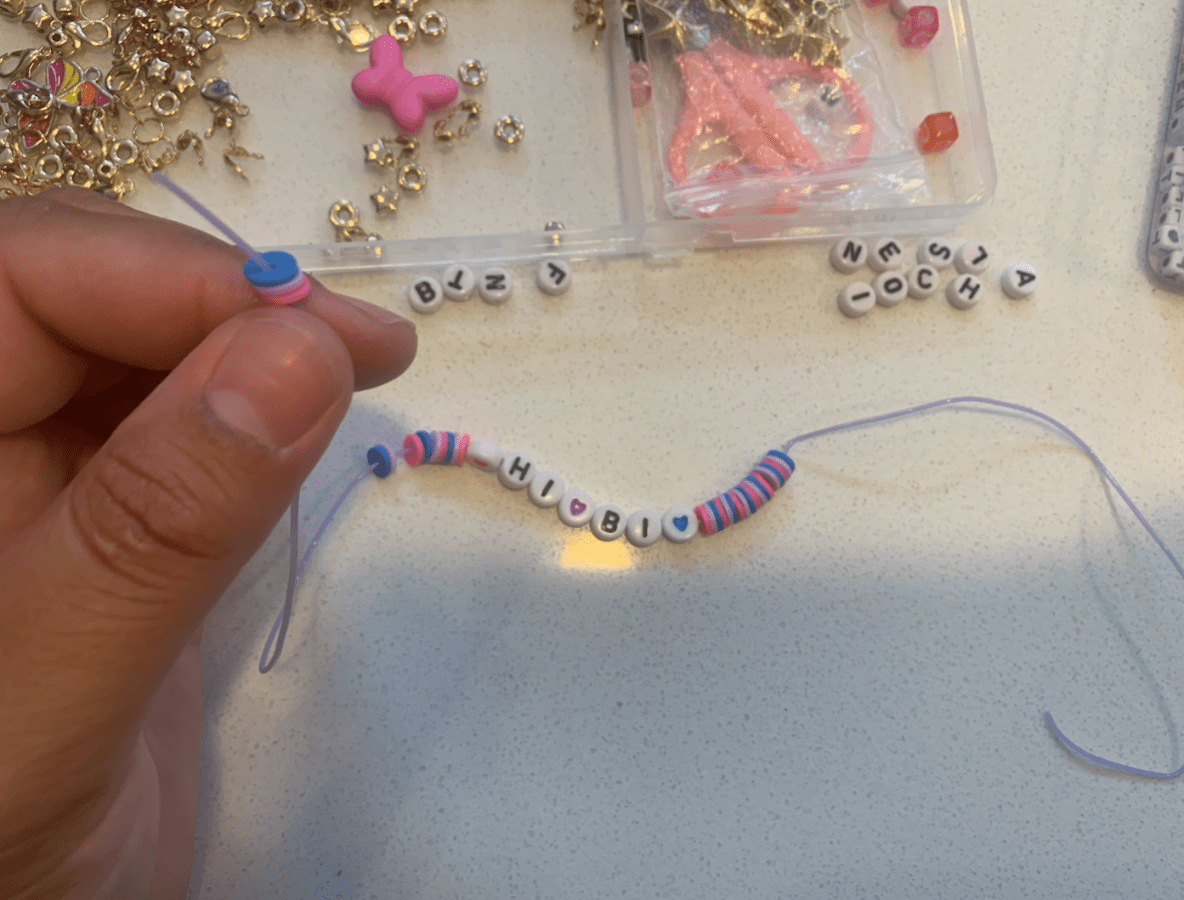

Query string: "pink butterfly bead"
[351, 35, 459, 133]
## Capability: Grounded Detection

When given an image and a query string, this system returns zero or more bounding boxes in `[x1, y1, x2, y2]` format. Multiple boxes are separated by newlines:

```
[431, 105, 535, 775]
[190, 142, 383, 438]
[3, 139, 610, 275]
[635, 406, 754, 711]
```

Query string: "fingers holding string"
[0, 189, 416, 431]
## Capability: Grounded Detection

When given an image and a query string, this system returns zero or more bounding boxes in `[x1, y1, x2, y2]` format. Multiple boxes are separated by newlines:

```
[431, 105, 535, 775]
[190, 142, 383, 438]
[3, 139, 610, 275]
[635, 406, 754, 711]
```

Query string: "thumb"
[0, 305, 352, 783]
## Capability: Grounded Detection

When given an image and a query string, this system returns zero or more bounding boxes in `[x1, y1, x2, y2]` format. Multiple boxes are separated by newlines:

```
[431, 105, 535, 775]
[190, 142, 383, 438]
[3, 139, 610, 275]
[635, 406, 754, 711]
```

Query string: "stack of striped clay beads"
[242, 251, 313, 306]
[365, 432, 796, 546]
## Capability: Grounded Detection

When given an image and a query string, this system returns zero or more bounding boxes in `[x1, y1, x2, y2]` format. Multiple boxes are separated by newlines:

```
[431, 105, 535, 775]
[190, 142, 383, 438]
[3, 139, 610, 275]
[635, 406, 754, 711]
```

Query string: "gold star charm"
[363, 139, 391, 168]
[370, 185, 399, 214]
[171, 69, 197, 93]
[249, 0, 276, 27]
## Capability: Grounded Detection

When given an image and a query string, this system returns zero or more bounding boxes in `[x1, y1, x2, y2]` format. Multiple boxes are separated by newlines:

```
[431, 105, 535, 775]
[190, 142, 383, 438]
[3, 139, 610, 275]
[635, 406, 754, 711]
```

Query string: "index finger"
[0, 189, 416, 431]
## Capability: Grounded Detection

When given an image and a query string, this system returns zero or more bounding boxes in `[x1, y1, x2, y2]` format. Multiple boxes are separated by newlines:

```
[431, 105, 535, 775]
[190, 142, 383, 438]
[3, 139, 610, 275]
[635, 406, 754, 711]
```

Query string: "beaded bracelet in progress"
[257, 396, 1184, 784]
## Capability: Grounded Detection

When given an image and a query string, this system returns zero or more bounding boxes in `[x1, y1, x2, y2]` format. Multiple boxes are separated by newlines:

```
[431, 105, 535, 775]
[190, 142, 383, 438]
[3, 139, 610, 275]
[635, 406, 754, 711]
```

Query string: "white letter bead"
[829, 237, 867, 274]
[869, 237, 905, 272]
[497, 452, 534, 489]
[408, 276, 444, 314]
[441, 263, 476, 300]
[1152, 224, 1184, 254]
[625, 510, 663, 547]
[662, 506, 697, 543]
[838, 282, 876, 318]
[906, 264, 940, 299]
[917, 237, 955, 268]
[873, 271, 908, 307]
[1166, 146, 1184, 168]
[1160, 250, 1184, 282]
[478, 267, 513, 304]
[1000, 263, 1038, 299]
[954, 241, 990, 275]
[590, 505, 627, 541]
[946, 273, 984, 309]
[557, 489, 595, 528]
[1163, 165, 1184, 186]
[528, 470, 565, 507]
[536, 259, 573, 295]
[467, 439, 503, 472]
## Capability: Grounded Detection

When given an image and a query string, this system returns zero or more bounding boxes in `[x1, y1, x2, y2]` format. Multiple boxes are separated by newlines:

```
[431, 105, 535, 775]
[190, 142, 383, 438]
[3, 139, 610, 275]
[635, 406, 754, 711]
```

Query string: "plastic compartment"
[15, 1, 990, 273]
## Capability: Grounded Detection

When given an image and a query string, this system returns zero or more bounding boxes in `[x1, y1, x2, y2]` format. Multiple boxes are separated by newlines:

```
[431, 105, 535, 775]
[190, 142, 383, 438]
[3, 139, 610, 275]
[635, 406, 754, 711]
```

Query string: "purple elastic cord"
[783, 395, 1184, 780]
[152, 172, 271, 272]
[258, 464, 382, 674]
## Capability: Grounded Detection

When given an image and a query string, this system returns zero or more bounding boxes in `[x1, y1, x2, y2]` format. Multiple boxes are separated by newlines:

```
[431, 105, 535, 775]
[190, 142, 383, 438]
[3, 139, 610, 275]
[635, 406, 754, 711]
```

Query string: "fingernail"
[205, 316, 343, 450]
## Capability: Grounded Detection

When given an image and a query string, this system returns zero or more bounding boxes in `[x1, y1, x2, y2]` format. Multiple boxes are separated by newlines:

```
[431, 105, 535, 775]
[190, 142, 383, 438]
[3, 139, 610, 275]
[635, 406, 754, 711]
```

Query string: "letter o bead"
[873, 271, 908, 307]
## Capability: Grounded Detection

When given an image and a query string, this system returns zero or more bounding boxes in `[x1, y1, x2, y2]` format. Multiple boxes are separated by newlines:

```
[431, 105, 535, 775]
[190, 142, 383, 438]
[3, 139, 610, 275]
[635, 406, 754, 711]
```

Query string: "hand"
[0, 189, 417, 899]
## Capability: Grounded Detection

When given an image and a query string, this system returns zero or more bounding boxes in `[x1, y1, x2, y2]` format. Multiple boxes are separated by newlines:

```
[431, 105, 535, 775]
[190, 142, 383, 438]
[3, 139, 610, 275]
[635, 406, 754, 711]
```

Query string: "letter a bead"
[1000, 263, 1037, 299]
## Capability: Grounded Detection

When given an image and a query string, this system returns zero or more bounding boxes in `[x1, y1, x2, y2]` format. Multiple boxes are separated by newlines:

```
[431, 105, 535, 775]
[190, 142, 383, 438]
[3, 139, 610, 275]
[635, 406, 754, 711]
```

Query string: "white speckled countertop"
[8, 1, 1184, 896]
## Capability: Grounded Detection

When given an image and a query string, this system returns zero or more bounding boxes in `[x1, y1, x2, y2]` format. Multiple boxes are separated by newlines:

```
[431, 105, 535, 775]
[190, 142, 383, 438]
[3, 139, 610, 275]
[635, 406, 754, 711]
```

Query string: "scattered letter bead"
[408, 276, 444, 314]
[1000, 263, 1037, 299]
[917, 111, 957, 153]
[829, 237, 867, 274]
[899, 5, 939, 47]
[536, 259, 573, 295]
[869, 237, 905, 272]
[917, 237, 955, 268]
[590, 505, 627, 541]
[497, 452, 534, 489]
[1152, 224, 1183, 254]
[625, 510, 663, 547]
[954, 241, 990, 275]
[557, 488, 595, 528]
[662, 506, 697, 543]
[442, 263, 476, 301]
[838, 282, 876, 318]
[479, 267, 513, 304]
[1160, 250, 1184, 282]
[467, 439, 502, 471]
[906, 264, 939, 299]
[873, 271, 908, 307]
[528, 470, 565, 508]
[947, 273, 983, 309]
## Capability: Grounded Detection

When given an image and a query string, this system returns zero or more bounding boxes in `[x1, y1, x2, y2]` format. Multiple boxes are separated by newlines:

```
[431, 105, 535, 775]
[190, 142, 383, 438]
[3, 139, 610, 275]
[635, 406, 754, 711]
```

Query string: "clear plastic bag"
[639, 0, 930, 220]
